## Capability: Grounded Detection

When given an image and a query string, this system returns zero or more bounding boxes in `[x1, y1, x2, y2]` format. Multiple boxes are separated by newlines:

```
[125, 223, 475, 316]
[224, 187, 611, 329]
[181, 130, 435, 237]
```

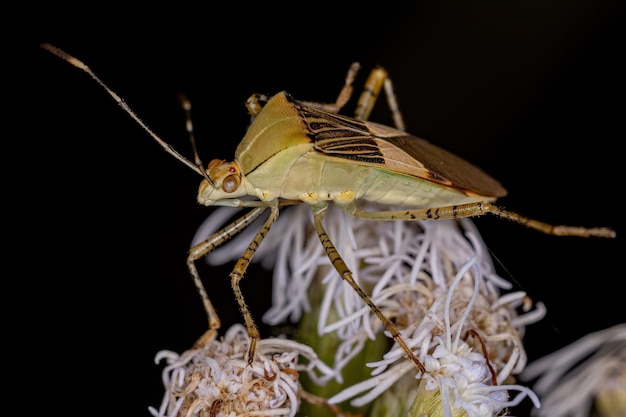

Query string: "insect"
[41, 43, 615, 374]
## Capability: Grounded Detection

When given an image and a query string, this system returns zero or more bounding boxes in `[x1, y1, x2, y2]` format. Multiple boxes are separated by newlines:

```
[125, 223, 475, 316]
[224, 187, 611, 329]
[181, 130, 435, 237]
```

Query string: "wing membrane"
[293, 99, 506, 198]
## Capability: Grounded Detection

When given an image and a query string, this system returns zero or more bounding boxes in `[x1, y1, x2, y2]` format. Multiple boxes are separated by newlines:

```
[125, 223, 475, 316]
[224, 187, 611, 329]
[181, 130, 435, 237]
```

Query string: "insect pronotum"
[42, 43, 616, 374]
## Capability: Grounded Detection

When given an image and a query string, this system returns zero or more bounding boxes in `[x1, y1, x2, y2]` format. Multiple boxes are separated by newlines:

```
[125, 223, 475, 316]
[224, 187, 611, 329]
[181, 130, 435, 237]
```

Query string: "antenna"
[40, 43, 203, 177]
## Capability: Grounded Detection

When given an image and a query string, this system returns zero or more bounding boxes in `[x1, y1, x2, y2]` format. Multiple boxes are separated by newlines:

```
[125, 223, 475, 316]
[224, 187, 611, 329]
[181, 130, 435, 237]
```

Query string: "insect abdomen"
[355, 166, 490, 207]
[273, 152, 486, 207]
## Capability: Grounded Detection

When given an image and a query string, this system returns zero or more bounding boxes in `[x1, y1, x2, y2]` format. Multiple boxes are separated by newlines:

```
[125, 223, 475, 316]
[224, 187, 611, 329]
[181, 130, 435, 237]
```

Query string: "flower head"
[149, 324, 334, 417]
[520, 324, 626, 417]
[193, 204, 546, 416]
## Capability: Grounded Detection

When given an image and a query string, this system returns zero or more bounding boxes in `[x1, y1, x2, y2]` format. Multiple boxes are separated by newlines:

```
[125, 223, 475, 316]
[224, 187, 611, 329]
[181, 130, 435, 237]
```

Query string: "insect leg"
[298, 62, 362, 114]
[229, 204, 280, 364]
[247, 63, 361, 117]
[347, 202, 616, 238]
[354, 66, 406, 131]
[331, 61, 361, 113]
[245, 93, 270, 117]
[187, 206, 267, 348]
[310, 203, 426, 373]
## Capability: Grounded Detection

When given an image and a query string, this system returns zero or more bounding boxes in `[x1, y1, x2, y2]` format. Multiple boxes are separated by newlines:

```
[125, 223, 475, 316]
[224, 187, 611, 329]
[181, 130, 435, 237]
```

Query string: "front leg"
[187, 206, 267, 348]
[229, 203, 280, 365]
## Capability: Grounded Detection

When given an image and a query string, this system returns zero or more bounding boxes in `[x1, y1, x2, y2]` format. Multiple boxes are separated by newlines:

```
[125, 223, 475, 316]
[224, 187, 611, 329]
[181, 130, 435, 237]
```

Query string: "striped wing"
[293, 99, 507, 199]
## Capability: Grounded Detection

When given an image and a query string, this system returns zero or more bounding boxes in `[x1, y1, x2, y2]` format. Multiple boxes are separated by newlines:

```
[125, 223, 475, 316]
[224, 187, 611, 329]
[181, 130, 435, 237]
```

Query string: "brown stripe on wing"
[292, 96, 506, 198]
[292, 98, 386, 163]
[315, 137, 384, 164]
[292, 98, 372, 139]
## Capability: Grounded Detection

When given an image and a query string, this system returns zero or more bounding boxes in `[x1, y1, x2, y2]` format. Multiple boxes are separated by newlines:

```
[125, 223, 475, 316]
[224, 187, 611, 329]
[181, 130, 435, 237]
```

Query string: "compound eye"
[222, 174, 240, 193]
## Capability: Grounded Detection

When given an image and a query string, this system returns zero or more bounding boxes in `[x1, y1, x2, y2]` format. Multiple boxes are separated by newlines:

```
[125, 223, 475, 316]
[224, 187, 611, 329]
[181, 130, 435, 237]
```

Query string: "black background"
[23, 1, 624, 416]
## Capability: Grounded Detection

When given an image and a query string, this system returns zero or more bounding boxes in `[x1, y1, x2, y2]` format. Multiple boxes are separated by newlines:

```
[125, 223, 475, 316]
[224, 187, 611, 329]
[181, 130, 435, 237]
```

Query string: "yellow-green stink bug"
[41, 43, 615, 373]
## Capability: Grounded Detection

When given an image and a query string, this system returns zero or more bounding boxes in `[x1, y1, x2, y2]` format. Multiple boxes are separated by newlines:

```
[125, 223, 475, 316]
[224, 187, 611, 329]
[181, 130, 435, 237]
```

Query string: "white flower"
[323, 222, 542, 416]
[193, 204, 546, 416]
[148, 324, 335, 417]
[520, 323, 626, 417]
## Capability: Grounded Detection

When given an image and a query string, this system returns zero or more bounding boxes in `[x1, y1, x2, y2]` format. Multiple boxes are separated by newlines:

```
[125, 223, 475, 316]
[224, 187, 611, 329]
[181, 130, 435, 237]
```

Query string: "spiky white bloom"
[193, 204, 545, 416]
[520, 324, 626, 417]
[149, 324, 335, 417]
